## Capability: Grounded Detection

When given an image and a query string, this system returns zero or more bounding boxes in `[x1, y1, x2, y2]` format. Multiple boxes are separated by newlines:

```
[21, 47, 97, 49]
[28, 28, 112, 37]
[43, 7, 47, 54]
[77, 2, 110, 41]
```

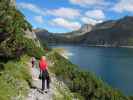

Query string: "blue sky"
[16, 0, 133, 33]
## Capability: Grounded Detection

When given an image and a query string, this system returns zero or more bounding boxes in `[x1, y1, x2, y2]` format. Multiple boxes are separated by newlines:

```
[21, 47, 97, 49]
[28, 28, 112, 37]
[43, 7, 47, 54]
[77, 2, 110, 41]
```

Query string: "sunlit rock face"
[10, 0, 16, 7]
[24, 29, 37, 39]
[24, 29, 41, 47]
[80, 24, 93, 33]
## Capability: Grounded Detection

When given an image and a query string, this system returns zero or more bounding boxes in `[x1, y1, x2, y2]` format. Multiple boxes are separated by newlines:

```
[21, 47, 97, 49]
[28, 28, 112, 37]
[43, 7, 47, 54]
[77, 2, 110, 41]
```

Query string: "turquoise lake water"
[51, 45, 133, 95]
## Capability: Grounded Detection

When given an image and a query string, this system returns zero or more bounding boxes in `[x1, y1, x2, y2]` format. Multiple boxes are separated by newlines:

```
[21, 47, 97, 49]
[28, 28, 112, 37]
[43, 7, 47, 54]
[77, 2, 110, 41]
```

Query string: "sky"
[16, 0, 133, 33]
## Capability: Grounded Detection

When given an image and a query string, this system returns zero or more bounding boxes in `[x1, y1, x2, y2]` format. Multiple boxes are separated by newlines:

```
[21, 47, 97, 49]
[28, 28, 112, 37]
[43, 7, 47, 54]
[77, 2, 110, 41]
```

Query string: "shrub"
[22, 37, 45, 59]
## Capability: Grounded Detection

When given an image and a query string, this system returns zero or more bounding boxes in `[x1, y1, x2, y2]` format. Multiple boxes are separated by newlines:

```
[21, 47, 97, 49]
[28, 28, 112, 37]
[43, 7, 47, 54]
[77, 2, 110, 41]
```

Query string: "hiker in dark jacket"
[31, 57, 36, 68]
[39, 56, 50, 92]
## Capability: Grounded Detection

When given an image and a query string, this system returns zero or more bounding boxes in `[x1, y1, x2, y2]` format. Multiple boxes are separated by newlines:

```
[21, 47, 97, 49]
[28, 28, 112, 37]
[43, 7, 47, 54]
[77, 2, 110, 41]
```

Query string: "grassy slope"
[51, 73, 84, 100]
[0, 55, 31, 100]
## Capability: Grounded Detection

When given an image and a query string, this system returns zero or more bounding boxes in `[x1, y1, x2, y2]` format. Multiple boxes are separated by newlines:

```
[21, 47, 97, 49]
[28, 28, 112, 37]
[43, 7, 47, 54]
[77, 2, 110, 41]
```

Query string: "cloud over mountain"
[81, 17, 103, 25]
[113, 0, 133, 13]
[50, 18, 81, 30]
[85, 10, 105, 20]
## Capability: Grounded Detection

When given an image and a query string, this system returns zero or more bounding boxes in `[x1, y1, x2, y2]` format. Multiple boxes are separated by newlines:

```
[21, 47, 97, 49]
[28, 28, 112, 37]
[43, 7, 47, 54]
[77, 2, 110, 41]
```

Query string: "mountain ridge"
[35, 16, 133, 46]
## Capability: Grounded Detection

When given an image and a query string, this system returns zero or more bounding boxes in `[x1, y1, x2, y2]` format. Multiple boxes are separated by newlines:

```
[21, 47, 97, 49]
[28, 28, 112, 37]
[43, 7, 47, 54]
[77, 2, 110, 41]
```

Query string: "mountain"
[35, 24, 93, 44]
[35, 16, 133, 47]
[81, 16, 133, 47]
[93, 20, 116, 30]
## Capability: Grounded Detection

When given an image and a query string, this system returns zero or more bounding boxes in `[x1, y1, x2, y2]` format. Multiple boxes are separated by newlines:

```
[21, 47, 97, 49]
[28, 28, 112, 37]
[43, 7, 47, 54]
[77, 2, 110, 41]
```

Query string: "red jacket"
[39, 59, 48, 71]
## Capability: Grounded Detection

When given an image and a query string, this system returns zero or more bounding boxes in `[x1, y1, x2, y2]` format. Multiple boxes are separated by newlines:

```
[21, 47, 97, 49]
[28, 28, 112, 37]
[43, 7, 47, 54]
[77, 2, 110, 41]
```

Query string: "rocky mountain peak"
[80, 24, 93, 33]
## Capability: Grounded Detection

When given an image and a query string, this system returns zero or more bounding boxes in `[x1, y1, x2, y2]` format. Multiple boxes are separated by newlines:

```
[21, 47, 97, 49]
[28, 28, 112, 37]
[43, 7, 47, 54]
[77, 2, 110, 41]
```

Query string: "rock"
[80, 24, 93, 33]
[24, 29, 41, 47]
[10, 0, 16, 7]
[24, 29, 37, 39]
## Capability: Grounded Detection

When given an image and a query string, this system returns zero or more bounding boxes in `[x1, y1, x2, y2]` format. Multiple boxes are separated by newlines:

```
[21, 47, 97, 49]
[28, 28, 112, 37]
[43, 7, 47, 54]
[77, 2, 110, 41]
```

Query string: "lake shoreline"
[52, 48, 72, 59]
[51, 45, 133, 95]
[85, 44, 133, 49]
[49, 43, 133, 49]
[89, 45, 133, 48]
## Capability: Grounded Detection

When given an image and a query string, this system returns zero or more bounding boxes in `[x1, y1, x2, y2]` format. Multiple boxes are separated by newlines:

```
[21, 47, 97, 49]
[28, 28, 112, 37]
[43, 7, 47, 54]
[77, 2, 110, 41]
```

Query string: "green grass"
[52, 76, 84, 100]
[0, 55, 31, 100]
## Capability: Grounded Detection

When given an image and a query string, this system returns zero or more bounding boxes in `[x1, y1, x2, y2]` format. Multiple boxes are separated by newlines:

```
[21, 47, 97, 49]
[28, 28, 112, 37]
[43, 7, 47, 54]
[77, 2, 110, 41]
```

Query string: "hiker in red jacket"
[39, 56, 50, 92]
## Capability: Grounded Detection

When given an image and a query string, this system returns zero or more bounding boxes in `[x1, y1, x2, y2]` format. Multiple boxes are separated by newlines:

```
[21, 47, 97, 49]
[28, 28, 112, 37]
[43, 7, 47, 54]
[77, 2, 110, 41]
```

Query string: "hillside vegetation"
[0, 0, 46, 99]
[0, 55, 31, 100]
[0, 0, 45, 62]
[47, 51, 132, 100]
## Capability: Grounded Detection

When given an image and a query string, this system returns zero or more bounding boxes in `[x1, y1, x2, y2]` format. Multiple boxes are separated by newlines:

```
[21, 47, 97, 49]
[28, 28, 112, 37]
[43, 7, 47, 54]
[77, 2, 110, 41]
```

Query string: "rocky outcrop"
[81, 24, 93, 33]
[10, 0, 16, 7]
[24, 29, 37, 39]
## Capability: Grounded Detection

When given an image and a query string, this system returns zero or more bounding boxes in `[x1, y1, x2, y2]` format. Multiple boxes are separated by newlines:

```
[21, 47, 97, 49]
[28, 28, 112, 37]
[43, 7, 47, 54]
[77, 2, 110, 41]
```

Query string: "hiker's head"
[41, 56, 46, 60]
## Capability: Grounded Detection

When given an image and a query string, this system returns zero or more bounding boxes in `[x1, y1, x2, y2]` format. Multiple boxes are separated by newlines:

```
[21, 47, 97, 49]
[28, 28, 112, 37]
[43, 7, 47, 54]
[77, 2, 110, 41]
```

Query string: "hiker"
[39, 56, 50, 92]
[31, 57, 36, 68]
[31, 57, 38, 80]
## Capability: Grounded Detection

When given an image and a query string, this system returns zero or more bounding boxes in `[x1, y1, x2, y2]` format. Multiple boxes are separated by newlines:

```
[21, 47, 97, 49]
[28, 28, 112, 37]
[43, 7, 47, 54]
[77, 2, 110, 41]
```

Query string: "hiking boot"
[44, 89, 48, 93]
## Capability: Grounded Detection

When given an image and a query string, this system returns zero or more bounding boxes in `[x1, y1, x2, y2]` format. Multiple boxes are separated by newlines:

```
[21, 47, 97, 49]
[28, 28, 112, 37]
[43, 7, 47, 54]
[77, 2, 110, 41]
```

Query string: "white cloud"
[47, 7, 80, 19]
[34, 16, 44, 24]
[18, 2, 46, 16]
[85, 10, 105, 20]
[81, 17, 103, 25]
[81, 9, 104, 25]
[113, 0, 133, 13]
[69, 0, 107, 7]
[51, 18, 81, 30]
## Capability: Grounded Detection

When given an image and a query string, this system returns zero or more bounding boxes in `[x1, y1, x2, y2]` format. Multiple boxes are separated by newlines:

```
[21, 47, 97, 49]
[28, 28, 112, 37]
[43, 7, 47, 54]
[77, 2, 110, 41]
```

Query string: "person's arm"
[46, 60, 48, 70]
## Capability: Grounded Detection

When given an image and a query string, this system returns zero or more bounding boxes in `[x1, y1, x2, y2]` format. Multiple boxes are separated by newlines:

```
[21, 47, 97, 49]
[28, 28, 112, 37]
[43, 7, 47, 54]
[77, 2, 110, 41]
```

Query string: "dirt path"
[25, 63, 55, 100]
[25, 59, 76, 100]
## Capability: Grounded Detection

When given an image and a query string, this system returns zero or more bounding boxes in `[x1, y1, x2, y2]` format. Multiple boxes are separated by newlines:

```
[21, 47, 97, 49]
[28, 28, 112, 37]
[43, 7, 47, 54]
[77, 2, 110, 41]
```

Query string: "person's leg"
[47, 76, 50, 89]
[46, 70, 49, 89]
[42, 79, 45, 91]
[45, 79, 47, 90]
[42, 71, 46, 91]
